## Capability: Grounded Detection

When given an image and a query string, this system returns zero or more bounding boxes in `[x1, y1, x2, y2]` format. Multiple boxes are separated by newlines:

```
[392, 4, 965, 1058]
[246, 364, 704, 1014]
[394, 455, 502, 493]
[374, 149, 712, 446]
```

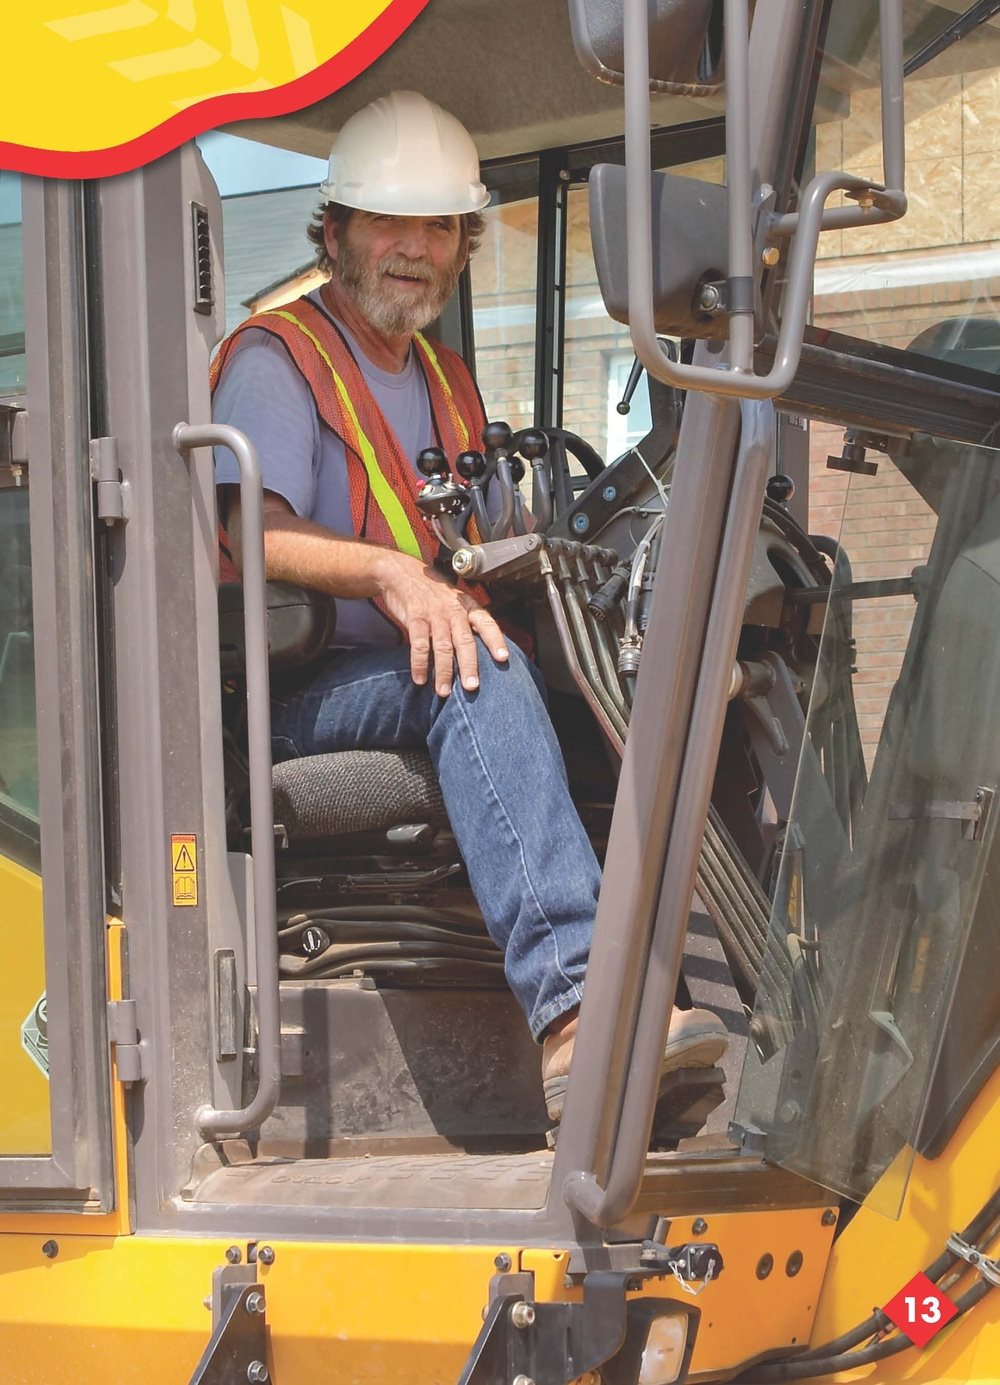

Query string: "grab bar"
[173, 422, 282, 1139]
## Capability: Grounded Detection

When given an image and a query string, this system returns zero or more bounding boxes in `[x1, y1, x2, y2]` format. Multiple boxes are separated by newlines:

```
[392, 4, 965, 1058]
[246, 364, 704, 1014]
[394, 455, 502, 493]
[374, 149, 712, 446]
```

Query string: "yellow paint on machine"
[0, 1207, 834, 1383]
[0, 853, 51, 1156]
[811, 1065, 1000, 1384]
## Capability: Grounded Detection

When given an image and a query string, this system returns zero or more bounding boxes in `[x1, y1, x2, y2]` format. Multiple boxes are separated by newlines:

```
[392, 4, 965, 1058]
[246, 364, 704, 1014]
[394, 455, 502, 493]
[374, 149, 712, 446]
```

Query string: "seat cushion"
[271, 748, 447, 839]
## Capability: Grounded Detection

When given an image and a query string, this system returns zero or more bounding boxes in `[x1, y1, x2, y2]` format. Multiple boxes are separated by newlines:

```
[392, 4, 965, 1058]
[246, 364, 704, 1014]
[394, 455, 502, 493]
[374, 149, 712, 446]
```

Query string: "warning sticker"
[21, 992, 49, 1079]
[170, 833, 198, 908]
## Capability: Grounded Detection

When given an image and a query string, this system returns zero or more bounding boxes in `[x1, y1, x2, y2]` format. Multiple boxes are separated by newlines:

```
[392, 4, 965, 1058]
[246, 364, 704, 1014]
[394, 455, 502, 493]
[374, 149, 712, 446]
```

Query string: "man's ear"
[323, 211, 342, 268]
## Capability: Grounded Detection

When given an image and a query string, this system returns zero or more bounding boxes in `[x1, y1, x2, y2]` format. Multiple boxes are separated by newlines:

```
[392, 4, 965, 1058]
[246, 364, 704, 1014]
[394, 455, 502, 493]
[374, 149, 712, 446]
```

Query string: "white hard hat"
[318, 90, 490, 217]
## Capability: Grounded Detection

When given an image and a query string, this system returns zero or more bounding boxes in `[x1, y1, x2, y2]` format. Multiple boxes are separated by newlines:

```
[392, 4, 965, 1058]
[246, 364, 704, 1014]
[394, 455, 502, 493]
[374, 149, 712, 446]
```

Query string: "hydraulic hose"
[738, 1185, 1000, 1380]
[740, 1279, 993, 1380]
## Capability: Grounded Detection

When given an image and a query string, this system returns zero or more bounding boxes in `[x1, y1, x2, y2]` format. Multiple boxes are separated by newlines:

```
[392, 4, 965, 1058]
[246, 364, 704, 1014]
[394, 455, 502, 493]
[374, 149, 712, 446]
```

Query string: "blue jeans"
[270, 642, 597, 1039]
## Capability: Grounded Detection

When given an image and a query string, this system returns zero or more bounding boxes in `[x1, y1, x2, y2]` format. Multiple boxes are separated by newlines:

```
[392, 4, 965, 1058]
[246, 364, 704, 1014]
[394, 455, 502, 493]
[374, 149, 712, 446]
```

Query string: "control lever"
[483, 421, 516, 540]
[509, 455, 527, 536]
[615, 354, 645, 415]
[415, 446, 467, 551]
[455, 449, 492, 541]
[518, 429, 553, 533]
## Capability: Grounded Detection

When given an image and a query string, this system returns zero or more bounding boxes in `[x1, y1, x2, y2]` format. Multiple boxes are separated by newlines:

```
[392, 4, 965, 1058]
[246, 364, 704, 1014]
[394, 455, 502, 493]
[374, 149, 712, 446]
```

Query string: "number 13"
[904, 1295, 942, 1324]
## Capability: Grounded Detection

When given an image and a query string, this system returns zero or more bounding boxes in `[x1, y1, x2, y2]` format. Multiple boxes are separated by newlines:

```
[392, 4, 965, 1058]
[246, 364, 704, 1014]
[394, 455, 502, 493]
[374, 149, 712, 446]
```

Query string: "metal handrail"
[623, 0, 906, 398]
[563, 399, 775, 1226]
[172, 422, 282, 1139]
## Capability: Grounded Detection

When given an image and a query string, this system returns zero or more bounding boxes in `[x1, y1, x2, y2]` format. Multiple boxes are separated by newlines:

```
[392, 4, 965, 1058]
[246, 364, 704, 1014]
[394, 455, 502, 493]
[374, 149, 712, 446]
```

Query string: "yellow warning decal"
[170, 833, 198, 908]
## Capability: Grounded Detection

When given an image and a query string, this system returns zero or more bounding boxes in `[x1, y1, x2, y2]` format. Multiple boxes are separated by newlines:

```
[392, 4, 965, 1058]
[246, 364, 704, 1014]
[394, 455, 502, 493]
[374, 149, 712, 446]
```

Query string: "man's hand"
[374, 550, 509, 697]
[226, 490, 508, 696]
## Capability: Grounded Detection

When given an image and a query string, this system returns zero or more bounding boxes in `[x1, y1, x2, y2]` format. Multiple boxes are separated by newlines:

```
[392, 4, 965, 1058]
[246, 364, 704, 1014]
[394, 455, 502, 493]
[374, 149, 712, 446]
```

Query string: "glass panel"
[197, 132, 329, 333]
[0, 173, 26, 395]
[736, 431, 1000, 1215]
[563, 155, 725, 469]
[470, 195, 538, 431]
[0, 174, 50, 1157]
[811, 5, 1000, 369]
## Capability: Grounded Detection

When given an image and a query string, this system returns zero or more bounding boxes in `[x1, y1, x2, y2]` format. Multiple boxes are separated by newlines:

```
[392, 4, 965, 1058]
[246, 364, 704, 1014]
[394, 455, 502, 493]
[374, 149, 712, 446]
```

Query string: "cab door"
[0, 172, 114, 1209]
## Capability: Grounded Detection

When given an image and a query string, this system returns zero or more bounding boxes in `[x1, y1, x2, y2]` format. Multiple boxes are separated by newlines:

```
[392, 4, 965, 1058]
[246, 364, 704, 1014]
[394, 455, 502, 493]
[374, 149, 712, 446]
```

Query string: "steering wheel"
[511, 426, 606, 519]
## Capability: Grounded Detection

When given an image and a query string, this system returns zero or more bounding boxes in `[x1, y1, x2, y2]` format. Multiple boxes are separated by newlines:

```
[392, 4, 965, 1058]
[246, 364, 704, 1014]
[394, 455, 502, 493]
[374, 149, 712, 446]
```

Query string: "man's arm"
[225, 489, 508, 698]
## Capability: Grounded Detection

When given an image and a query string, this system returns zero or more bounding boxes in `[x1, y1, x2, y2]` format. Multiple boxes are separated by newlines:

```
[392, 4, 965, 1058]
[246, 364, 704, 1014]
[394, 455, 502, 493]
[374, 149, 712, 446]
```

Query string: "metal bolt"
[453, 548, 476, 576]
[572, 513, 590, 534]
[225, 1246, 242, 1264]
[511, 1302, 536, 1330]
[246, 1364, 269, 1384]
[698, 283, 722, 313]
[692, 1218, 709, 1235]
[602, 485, 617, 503]
[246, 1292, 266, 1315]
[512, 1376, 536, 1385]
[777, 1099, 801, 1125]
[821, 1209, 837, 1227]
[256, 1245, 275, 1265]
[494, 1253, 512, 1272]
[41, 1240, 58, 1259]
[786, 1251, 804, 1278]
[756, 1253, 774, 1280]
[761, 245, 781, 268]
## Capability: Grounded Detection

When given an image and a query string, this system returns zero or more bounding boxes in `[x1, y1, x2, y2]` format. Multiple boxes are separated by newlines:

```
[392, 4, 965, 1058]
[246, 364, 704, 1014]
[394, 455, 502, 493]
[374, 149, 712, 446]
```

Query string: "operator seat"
[220, 580, 448, 841]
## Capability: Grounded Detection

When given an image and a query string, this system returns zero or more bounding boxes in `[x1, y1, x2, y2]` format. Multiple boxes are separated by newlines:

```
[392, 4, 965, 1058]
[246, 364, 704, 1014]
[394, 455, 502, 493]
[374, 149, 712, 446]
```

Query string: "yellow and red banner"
[1, 0, 429, 177]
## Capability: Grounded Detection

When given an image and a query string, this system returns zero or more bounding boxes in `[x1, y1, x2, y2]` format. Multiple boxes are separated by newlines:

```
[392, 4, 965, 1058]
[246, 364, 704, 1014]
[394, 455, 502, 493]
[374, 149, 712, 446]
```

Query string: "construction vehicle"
[0, 0, 998, 1380]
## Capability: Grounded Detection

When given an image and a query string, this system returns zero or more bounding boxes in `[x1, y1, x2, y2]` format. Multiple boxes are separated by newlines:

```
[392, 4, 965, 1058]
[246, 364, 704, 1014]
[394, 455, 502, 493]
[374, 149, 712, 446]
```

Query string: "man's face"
[326, 211, 466, 336]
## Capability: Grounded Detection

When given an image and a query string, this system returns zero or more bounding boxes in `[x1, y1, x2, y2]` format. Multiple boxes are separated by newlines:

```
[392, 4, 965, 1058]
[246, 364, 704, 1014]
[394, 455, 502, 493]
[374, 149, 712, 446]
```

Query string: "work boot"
[541, 1007, 729, 1124]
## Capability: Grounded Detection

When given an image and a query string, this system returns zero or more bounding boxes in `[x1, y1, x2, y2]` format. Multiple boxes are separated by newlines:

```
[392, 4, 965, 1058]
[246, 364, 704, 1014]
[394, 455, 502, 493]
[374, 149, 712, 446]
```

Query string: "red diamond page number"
[881, 1271, 960, 1348]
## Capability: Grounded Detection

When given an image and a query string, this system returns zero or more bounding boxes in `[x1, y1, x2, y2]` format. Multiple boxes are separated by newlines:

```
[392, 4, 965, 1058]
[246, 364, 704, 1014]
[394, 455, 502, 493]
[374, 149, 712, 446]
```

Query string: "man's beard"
[336, 237, 462, 336]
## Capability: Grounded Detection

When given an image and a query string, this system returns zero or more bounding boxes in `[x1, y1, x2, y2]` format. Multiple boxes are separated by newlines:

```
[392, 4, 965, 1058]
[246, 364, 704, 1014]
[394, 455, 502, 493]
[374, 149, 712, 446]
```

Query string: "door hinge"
[1, 404, 27, 486]
[889, 785, 995, 842]
[90, 436, 130, 525]
[107, 998, 146, 1084]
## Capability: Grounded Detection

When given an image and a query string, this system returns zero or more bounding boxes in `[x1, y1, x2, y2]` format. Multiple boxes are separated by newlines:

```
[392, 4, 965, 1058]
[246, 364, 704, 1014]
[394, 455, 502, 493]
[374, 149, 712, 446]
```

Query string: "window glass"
[811, 5, 1000, 368]
[0, 173, 50, 1157]
[0, 173, 26, 395]
[470, 195, 538, 432]
[738, 430, 1000, 1215]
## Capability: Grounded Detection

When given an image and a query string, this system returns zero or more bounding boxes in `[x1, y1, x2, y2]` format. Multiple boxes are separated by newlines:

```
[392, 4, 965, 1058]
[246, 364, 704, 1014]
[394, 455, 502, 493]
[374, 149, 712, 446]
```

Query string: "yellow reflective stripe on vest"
[415, 332, 470, 452]
[269, 309, 423, 560]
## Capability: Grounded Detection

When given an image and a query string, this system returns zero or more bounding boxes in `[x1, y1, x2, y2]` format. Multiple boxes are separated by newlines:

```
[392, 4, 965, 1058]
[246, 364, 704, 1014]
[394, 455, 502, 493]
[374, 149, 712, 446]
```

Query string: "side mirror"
[589, 164, 730, 339]
[568, 0, 727, 95]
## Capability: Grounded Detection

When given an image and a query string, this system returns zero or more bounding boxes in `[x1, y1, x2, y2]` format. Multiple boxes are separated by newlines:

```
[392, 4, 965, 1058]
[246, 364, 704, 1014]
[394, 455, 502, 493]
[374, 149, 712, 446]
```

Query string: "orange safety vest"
[210, 296, 486, 582]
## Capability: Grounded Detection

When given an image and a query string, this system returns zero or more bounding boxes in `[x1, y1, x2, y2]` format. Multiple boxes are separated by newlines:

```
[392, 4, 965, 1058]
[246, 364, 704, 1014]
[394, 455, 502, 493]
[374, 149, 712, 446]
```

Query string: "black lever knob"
[416, 446, 448, 478]
[509, 456, 525, 485]
[455, 449, 487, 480]
[482, 421, 513, 453]
[766, 473, 795, 505]
[518, 429, 549, 461]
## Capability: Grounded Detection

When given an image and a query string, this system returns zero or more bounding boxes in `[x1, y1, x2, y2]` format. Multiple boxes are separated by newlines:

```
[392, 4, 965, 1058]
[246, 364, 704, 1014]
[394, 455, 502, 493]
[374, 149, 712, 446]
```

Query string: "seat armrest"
[219, 581, 335, 677]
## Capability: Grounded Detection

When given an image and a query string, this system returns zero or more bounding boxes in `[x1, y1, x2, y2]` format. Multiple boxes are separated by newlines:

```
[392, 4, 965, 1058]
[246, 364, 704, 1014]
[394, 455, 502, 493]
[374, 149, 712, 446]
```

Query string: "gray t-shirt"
[213, 291, 433, 648]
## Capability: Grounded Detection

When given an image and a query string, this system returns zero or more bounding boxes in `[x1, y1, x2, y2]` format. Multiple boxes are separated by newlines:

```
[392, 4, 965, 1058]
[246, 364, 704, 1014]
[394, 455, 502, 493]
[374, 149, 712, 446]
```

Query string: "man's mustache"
[379, 256, 435, 284]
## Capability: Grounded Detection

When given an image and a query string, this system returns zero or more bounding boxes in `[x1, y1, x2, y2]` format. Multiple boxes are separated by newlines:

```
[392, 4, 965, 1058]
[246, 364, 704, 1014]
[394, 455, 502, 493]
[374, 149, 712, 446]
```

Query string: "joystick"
[482, 421, 513, 455]
[508, 455, 527, 535]
[417, 446, 448, 479]
[482, 421, 516, 539]
[455, 450, 492, 540]
[415, 447, 467, 550]
[766, 473, 795, 507]
[518, 429, 552, 532]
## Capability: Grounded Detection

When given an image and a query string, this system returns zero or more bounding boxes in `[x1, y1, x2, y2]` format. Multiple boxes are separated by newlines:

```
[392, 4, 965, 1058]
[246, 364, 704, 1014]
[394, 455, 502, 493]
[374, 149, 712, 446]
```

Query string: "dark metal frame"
[0, 178, 114, 1209]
